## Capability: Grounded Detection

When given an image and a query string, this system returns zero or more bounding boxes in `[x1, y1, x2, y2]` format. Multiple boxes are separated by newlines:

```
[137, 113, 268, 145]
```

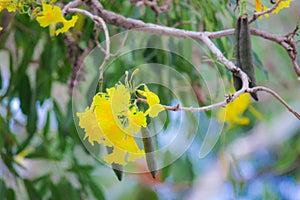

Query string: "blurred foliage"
[0, 0, 300, 199]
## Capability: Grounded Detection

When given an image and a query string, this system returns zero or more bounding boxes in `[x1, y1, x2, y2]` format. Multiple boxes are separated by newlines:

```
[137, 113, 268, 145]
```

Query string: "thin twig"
[67, 8, 111, 61]
[137, 85, 300, 120]
[130, 0, 172, 15]
[62, 0, 87, 15]
[94, 25, 107, 55]
[248, 86, 300, 120]
[94, 28, 129, 58]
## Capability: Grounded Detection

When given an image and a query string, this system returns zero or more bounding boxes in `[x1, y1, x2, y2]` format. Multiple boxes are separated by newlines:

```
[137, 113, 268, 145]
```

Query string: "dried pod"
[233, 13, 259, 101]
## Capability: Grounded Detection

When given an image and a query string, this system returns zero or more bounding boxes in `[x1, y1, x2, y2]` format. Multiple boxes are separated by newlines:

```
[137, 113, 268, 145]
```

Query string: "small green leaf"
[18, 75, 31, 115]
[24, 179, 41, 200]
[88, 179, 106, 200]
[253, 50, 269, 79]
[7, 188, 16, 200]
[161, 151, 172, 181]
[36, 69, 52, 103]
[43, 111, 51, 137]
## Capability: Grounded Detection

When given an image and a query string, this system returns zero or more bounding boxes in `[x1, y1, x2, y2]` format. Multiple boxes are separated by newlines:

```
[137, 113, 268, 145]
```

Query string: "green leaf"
[18, 75, 32, 115]
[136, 186, 159, 200]
[24, 179, 41, 200]
[161, 151, 172, 181]
[0, 179, 7, 200]
[17, 98, 37, 154]
[253, 50, 269, 79]
[27, 96, 37, 134]
[88, 179, 106, 200]
[0, 117, 6, 151]
[171, 155, 194, 183]
[43, 111, 51, 137]
[0, 68, 2, 90]
[49, 177, 82, 200]
[36, 69, 52, 103]
[7, 188, 16, 200]
[1, 153, 20, 177]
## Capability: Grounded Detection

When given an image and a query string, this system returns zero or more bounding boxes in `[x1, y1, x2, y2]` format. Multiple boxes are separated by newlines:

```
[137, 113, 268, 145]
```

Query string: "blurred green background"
[0, 0, 300, 199]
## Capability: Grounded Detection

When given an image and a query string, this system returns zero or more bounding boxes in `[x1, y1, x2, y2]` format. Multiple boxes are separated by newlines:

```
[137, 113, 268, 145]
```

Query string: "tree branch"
[68, 8, 111, 61]
[63, 0, 300, 120]
[137, 84, 300, 120]
[249, 86, 300, 120]
[63, 0, 300, 78]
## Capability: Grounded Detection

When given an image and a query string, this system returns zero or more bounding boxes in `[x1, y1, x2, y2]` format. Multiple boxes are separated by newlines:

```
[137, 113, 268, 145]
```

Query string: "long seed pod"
[239, 13, 258, 101]
[106, 146, 123, 181]
[233, 12, 259, 101]
[233, 14, 243, 92]
[141, 127, 157, 179]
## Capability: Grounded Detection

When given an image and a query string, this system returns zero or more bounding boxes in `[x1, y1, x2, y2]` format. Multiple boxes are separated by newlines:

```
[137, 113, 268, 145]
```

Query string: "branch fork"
[62, 0, 300, 120]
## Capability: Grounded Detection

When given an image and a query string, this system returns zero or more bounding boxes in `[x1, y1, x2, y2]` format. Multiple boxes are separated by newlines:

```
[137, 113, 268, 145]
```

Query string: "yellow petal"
[149, 104, 165, 118]
[103, 147, 127, 165]
[131, 111, 147, 127]
[111, 84, 130, 114]
[255, 0, 263, 12]
[138, 85, 161, 106]
[272, 0, 293, 14]
[77, 108, 105, 146]
[233, 117, 250, 125]
[217, 93, 252, 126]
[55, 15, 78, 35]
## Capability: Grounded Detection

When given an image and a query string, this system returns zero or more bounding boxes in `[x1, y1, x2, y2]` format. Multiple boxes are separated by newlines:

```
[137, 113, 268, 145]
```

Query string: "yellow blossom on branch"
[77, 81, 164, 166]
[254, 0, 293, 18]
[0, 0, 22, 12]
[138, 85, 165, 118]
[254, 0, 269, 18]
[218, 93, 251, 126]
[272, 0, 293, 14]
[36, 2, 78, 36]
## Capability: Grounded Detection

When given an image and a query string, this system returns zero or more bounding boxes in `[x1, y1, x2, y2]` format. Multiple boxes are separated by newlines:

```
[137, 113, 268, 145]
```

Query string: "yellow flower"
[254, 0, 269, 18]
[0, 27, 2, 31]
[138, 85, 165, 118]
[0, 0, 21, 12]
[254, 0, 293, 18]
[36, 3, 78, 36]
[217, 93, 251, 126]
[272, 0, 293, 14]
[77, 84, 147, 166]
[77, 81, 164, 166]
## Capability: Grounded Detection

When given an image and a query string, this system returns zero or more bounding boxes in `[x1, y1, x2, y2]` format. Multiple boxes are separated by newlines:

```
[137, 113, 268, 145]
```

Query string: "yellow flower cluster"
[0, 0, 23, 30]
[36, 2, 78, 36]
[0, 0, 78, 35]
[255, 0, 293, 18]
[217, 92, 263, 128]
[0, 0, 22, 12]
[77, 84, 165, 166]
